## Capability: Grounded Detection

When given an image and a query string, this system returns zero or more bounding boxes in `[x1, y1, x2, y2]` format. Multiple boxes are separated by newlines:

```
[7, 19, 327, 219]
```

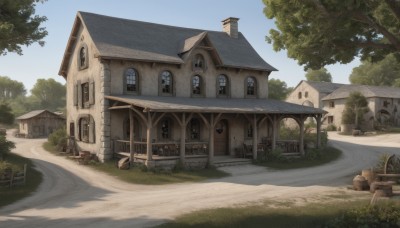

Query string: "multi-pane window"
[82, 82, 89, 106]
[217, 74, 228, 96]
[160, 119, 171, 140]
[246, 77, 256, 96]
[192, 75, 201, 95]
[81, 117, 89, 142]
[193, 54, 205, 69]
[189, 119, 200, 140]
[125, 68, 138, 93]
[161, 71, 173, 94]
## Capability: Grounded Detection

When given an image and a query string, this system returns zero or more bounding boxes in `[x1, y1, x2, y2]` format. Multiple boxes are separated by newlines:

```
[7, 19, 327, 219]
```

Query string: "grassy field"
[157, 196, 372, 228]
[0, 153, 42, 208]
[257, 146, 342, 170]
[89, 160, 229, 185]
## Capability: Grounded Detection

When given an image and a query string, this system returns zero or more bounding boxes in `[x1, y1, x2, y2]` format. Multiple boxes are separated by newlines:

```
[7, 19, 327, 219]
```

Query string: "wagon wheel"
[383, 154, 400, 174]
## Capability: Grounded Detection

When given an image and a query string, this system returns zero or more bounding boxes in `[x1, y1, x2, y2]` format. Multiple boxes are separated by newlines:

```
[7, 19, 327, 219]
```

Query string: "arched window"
[160, 71, 173, 95]
[125, 68, 139, 94]
[217, 74, 229, 97]
[78, 43, 88, 70]
[246, 77, 257, 97]
[192, 75, 202, 95]
[193, 54, 205, 71]
[159, 118, 172, 140]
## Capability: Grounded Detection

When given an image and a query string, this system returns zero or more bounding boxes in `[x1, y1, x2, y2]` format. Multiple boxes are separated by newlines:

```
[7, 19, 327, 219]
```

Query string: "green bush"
[326, 124, 337, 131]
[0, 135, 15, 161]
[326, 204, 400, 227]
[48, 127, 67, 151]
[305, 148, 321, 161]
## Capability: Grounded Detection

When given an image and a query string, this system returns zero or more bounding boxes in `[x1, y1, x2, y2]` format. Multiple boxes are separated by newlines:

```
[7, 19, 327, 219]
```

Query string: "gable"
[58, 12, 277, 78]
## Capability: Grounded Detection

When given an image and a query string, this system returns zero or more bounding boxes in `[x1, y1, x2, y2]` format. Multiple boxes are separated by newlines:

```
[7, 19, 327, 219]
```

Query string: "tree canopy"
[0, 102, 15, 125]
[263, 0, 400, 70]
[31, 78, 65, 110]
[0, 76, 26, 99]
[349, 54, 400, 87]
[0, 0, 48, 55]
[305, 68, 332, 82]
[342, 91, 369, 129]
[268, 78, 293, 100]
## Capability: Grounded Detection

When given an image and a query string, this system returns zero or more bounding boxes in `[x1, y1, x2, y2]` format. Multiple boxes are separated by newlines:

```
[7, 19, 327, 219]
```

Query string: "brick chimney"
[222, 17, 239, 38]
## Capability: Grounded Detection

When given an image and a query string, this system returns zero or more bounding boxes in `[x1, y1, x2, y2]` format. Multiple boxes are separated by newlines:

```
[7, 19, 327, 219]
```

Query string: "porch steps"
[213, 157, 252, 167]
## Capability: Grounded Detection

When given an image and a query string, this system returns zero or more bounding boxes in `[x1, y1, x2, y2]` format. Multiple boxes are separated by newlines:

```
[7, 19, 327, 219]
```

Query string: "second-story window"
[298, 92, 302, 99]
[217, 74, 229, 97]
[78, 43, 89, 70]
[82, 82, 89, 107]
[246, 77, 257, 97]
[193, 54, 206, 72]
[160, 71, 173, 95]
[125, 68, 138, 94]
[192, 75, 202, 95]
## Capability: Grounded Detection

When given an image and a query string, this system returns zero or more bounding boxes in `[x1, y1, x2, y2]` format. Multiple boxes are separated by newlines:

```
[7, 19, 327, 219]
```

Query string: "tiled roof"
[78, 12, 277, 72]
[305, 81, 345, 93]
[106, 95, 325, 114]
[322, 84, 400, 100]
[16, 110, 64, 120]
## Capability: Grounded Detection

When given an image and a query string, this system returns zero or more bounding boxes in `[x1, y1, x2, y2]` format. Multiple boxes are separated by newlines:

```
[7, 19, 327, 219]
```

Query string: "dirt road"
[1, 132, 399, 227]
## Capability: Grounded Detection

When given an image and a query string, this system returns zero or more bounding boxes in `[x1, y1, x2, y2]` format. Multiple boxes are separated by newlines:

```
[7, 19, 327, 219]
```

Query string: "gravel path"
[1, 131, 399, 227]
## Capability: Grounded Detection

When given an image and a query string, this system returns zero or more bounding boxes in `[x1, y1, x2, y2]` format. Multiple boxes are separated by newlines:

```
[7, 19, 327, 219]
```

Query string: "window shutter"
[89, 81, 95, 105]
[89, 117, 95, 143]
[73, 84, 78, 106]
[77, 80, 82, 108]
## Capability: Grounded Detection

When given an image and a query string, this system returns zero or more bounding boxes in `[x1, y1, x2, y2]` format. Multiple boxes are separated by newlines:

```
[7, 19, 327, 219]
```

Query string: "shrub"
[48, 127, 67, 151]
[326, 124, 337, 131]
[0, 135, 15, 161]
[326, 204, 400, 227]
[305, 148, 321, 161]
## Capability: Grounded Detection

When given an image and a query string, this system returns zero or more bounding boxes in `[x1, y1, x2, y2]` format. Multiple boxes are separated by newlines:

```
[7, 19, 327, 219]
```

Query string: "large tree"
[342, 92, 369, 129]
[305, 68, 332, 82]
[0, 102, 14, 125]
[0, 76, 26, 99]
[0, 0, 47, 55]
[349, 54, 400, 86]
[30, 78, 65, 110]
[268, 78, 293, 100]
[263, 0, 400, 70]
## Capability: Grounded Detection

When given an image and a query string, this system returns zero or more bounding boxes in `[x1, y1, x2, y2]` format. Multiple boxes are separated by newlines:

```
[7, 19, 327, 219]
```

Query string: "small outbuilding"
[16, 110, 65, 138]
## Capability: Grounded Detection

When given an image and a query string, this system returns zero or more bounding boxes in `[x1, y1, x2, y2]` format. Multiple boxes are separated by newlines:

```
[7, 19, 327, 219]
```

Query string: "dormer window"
[217, 74, 229, 97]
[160, 71, 173, 96]
[193, 54, 206, 72]
[78, 43, 88, 70]
[245, 76, 257, 98]
[192, 75, 203, 96]
[124, 68, 139, 94]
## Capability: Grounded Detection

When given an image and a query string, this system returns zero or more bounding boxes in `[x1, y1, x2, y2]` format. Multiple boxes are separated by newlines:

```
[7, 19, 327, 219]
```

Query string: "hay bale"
[353, 175, 368, 191]
[118, 157, 130, 170]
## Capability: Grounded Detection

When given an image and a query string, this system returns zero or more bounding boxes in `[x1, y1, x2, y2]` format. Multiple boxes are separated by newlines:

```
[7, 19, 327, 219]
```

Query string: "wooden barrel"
[362, 169, 375, 186]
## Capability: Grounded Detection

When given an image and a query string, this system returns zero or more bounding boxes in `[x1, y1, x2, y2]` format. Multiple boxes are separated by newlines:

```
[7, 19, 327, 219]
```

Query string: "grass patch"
[158, 199, 371, 228]
[42, 141, 58, 155]
[257, 147, 342, 170]
[0, 153, 42, 208]
[89, 160, 230, 185]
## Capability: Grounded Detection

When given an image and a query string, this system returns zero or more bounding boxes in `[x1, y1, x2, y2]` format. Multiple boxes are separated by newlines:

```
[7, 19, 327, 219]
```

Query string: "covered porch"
[106, 95, 325, 168]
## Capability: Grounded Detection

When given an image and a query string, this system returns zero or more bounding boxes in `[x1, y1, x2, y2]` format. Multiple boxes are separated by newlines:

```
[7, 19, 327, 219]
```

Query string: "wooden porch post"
[146, 112, 153, 164]
[208, 114, 215, 165]
[299, 116, 305, 156]
[129, 108, 135, 166]
[252, 114, 258, 160]
[271, 115, 277, 150]
[180, 113, 186, 163]
[316, 114, 322, 149]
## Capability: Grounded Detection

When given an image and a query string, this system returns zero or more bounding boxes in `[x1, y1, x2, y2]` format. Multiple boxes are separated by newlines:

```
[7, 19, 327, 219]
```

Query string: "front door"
[214, 119, 228, 155]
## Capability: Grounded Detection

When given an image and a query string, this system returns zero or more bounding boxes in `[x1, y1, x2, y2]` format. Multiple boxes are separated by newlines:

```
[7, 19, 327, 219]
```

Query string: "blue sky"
[0, 0, 359, 92]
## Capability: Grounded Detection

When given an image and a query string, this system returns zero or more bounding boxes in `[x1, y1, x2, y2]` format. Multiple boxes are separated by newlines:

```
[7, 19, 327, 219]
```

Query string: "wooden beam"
[109, 105, 131, 110]
[130, 106, 148, 127]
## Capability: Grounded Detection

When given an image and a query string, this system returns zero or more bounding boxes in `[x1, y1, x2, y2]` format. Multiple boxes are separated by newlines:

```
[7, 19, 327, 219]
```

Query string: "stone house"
[16, 110, 65, 138]
[58, 12, 324, 168]
[322, 84, 400, 130]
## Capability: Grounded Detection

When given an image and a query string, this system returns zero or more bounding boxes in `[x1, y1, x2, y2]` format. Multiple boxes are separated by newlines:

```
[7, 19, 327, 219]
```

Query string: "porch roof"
[106, 95, 325, 115]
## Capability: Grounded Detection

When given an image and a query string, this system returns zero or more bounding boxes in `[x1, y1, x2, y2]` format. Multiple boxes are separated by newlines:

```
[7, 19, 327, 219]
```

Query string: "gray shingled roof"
[78, 12, 277, 72]
[305, 81, 345, 94]
[106, 95, 325, 114]
[16, 110, 64, 120]
[322, 84, 400, 100]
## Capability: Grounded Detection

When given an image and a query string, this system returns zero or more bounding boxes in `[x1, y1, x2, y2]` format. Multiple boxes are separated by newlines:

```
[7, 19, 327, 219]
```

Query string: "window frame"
[159, 118, 173, 141]
[78, 43, 89, 70]
[188, 118, 201, 141]
[192, 54, 206, 72]
[78, 115, 95, 143]
[159, 71, 174, 96]
[124, 68, 139, 95]
[245, 76, 257, 98]
[217, 74, 229, 98]
[191, 75, 203, 97]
